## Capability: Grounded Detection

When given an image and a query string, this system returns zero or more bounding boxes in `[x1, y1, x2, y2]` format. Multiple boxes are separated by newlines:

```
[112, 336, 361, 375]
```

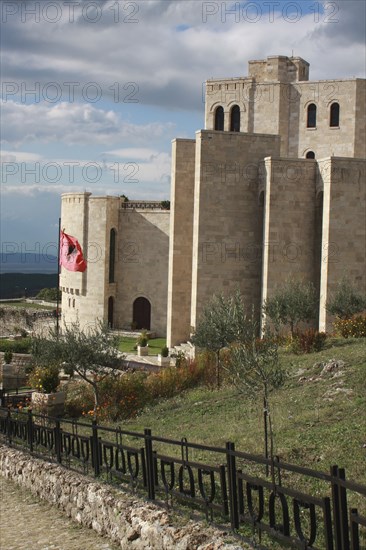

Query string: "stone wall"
[117, 209, 170, 336]
[190, 130, 280, 329]
[318, 157, 366, 331]
[0, 353, 31, 389]
[60, 194, 170, 336]
[167, 139, 196, 346]
[0, 307, 51, 337]
[261, 157, 317, 319]
[0, 445, 245, 550]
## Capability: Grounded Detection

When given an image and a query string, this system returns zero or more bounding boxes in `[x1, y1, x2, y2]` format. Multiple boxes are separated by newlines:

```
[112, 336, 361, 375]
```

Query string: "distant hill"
[0, 273, 58, 299]
[0, 253, 58, 274]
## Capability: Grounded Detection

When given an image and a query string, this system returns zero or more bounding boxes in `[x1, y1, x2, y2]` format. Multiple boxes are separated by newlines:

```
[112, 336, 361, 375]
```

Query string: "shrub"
[263, 280, 318, 336]
[333, 315, 366, 338]
[291, 329, 327, 354]
[64, 381, 94, 418]
[327, 279, 366, 320]
[160, 346, 169, 357]
[0, 338, 32, 354]
[28, 364, 60, 393]
[137, 330, 149, 347]
[3, 350, 13, 364]
[65, 360, 207, 421]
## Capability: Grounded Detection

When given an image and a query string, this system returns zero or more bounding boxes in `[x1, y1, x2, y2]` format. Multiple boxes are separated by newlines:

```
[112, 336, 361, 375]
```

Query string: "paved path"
[0, 476, 120, 550]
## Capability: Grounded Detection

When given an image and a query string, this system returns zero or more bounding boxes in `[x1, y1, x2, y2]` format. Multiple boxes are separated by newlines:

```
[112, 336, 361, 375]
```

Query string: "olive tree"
[225, 317, 286, 466]
[263, 279, 318, 336]
[326, 278, 366, 319]
[32, 321, 123, 419]
[191, 290, 252, 387]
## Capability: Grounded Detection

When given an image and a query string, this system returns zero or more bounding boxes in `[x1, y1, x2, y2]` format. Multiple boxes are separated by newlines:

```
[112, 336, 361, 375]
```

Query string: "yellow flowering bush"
[333, 315, 366, 338]
[28, 364, 60, 393]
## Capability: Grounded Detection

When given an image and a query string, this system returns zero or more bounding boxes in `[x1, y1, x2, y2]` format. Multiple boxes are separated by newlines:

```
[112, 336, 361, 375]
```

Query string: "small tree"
[191, 290, 253, 387]
[263, 279, 318, 336]
[32, 321, 124, 419]
[225, 317, 286, 471]
[36, 288, 61, 302]
[326, 278, 366, 320]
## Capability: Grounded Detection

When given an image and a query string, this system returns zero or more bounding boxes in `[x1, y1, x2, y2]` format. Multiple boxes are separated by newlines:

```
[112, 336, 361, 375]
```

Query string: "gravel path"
[0, 476, 120, 550]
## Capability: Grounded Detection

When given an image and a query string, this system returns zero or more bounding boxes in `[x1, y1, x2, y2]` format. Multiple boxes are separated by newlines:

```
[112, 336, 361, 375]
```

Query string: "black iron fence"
[0, 407, 365, 550]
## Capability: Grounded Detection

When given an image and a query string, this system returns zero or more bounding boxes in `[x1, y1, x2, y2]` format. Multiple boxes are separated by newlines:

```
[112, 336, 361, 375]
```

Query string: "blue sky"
[1, 0, 365, 253]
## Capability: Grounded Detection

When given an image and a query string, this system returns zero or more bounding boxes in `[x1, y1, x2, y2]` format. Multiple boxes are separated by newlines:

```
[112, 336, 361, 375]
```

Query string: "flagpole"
[56, 217, 61, 336]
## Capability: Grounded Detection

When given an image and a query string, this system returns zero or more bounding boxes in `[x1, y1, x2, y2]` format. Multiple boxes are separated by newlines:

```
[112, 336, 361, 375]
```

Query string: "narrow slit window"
[109, 228, 116, 283]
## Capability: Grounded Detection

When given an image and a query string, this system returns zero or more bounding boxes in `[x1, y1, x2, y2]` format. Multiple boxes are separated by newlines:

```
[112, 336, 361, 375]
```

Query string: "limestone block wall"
[318, 157, 366, 331]
[61, 194, 120, 331]
[116, 210, 170, 336]
[205, 56, 363, 162]
[190, 131, 280, 329]
[355, 79, 366, 158]
[294, 80, 359, 159]
[60, 192, 90, 312]
[167, 139, 196, 347]
[261, 157, 317, 320]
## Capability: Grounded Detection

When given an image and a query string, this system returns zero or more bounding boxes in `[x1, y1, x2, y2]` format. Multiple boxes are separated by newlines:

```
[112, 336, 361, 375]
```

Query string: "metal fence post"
[332, 465, 351, 550]
[54, 419, 62, 464]
[27, 409, 33, 452]
[226, 441, 239, 530]
[338, 468, 350, 550]
[91, 420, 100, 477]
[6, 408, 12, 444]
[144, 428, 155, 500]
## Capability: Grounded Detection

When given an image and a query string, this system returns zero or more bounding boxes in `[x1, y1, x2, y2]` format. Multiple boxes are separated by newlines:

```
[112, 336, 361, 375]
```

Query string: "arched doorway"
[108, 297, 114, 328]
[133, 297, 151, 330]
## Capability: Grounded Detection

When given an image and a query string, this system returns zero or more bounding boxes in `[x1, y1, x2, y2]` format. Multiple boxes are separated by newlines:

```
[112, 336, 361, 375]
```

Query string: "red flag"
[60, 231, 87, 272]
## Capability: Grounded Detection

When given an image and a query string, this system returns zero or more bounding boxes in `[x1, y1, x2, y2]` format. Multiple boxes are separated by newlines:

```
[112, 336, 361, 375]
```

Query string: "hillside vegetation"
[118, 337, 366, 484]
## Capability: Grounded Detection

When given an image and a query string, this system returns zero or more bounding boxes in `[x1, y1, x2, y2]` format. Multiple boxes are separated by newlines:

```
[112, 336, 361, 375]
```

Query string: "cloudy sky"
[1, 0, 365, 256]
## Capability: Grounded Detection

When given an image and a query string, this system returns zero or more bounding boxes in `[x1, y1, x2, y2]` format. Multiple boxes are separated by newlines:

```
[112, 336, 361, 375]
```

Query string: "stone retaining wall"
[0, 445, 246, 549]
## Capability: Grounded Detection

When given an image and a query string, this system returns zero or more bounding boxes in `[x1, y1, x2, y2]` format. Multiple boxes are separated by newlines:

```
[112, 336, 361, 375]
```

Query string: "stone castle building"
[60, 55, 366, 345]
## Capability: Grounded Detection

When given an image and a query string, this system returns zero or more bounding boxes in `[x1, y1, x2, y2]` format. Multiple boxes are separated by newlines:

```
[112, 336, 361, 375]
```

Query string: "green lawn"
[118, 336, 166, 355]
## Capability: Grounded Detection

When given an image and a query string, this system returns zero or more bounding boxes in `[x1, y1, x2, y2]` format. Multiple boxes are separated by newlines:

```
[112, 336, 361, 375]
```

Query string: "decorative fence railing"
[0, 407, 365, 550]
[120, 201, 166, 210]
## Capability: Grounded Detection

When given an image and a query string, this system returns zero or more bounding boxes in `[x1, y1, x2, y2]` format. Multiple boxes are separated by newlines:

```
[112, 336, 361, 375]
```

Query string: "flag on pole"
[60, 230, 87, 272]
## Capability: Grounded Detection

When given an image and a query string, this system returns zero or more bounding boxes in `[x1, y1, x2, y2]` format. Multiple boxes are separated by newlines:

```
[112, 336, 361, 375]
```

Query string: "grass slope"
[120, 337, 366, 484]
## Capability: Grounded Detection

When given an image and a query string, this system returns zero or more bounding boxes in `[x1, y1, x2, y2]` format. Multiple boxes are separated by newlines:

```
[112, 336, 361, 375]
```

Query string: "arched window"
[307, 104, 317, 128]
[214, 106, 224, 131]
[230, 105, 240, 132]
[330, 102, 340, 127]
[108, 297, 114, 328]
[306, 151, 315, 159]
[133, 297, 151, 330]
[109, 228, 116, 283]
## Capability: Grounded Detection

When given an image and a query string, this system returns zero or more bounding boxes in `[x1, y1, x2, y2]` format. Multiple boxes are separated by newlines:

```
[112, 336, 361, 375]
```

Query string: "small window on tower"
[307, 104, 317, 128]
[230, 105, 240, 132]
[214, 106, 224, 131]
[330, 103, 340, 127]
[306, 151, 315, 159]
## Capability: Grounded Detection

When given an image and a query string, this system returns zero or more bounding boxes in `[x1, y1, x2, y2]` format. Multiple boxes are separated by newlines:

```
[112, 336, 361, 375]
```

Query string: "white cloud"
[1, 101, 175, 147]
